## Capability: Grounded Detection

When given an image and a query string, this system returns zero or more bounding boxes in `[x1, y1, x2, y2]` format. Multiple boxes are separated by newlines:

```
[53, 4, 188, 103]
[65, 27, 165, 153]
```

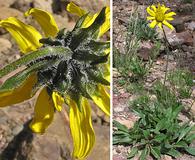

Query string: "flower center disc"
[155, 10, 164, 22]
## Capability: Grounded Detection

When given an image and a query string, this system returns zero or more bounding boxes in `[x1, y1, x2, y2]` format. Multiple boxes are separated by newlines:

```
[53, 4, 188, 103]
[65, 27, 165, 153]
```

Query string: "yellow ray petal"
[151, 5, 157, 12]
[30, 87, 54, 133]
[149, 20, 157, 28]
[0, 73, 37, 107]
[52, 91, 64, 111]
[165, 17, 174, 21]
[165, 12, 176, 18]
[91, 84, 110, 116]
[0, 17, 42, 53]
[161, 4, 170, 14]
[25, 8, 59, 37]
[67, 2, 110, 38]
[67, 97, 95, 159]
[147, 6, 155, 16]
[104, 63, 110, 83]
[147, 16, 155, 20]
[163, 20, 174, 30]
[66, 2, 86, 17]
[158, 22, 163, 30]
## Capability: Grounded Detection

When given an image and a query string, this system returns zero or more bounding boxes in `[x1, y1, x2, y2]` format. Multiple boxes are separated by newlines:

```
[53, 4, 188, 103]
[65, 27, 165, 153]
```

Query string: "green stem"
[162, 27, 171, 86]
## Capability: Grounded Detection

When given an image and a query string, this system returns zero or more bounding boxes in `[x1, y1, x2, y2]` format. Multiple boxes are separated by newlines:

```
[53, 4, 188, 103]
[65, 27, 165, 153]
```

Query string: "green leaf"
[155, 118, 167, 133]
[164, 141, 173, 149]
[150, 146, 161, 159]
[143, 130, 150, 139]
[140, 148, 148, 160]
[113, 136, 132, 145]
[174, 141, 188, 148]
[185, 147, 195, 156]
[154, 134, 167, 143]
[167, 148, 181, 158]
[114, 129, 130, 134]
[177, 126, 192, 142]
[185, 134, 195, 142]
[113, 120, 129, 133]
[128, 147, 138, 159]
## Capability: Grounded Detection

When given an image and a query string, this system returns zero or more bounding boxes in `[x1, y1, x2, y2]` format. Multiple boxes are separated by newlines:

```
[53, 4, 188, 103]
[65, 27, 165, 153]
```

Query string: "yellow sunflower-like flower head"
[0, 2, 110, 159]
[146, 3, 176, 30]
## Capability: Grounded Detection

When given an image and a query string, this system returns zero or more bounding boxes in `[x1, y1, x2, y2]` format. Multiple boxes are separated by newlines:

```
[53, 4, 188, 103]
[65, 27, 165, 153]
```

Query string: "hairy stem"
[162, 27, 171, 86]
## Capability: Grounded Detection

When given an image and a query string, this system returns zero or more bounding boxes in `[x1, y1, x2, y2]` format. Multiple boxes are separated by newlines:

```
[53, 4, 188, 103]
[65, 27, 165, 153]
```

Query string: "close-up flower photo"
[0, 0, 110, 160]
[1, 0, 195, 160]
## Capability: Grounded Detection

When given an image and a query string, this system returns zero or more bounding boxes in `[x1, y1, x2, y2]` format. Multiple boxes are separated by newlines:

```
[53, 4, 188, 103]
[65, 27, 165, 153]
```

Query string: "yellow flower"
[146, 3, 176, 30]
[0, 2, 110, 159]
[67, 2, 110, 38]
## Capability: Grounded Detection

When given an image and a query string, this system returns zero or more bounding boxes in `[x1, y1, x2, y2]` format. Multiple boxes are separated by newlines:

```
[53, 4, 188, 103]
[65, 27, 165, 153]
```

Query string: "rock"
[0, 7, 24, 20]
[30, 112, 72, 160]
[0, 38, 12, 53]
[163, 54, 174, 61]
[0, 116, 8, 124]
[114, 117, 135, 129]
[53, 14, 75, 30]
[10, 0, 34, 12]
[161, 155, 173, 160]
[172, 17, 185, 32]
[52, 0, 67, 14]
[12, 125, 23, 136]
[176, 31, 193, 46]
[113, 155, 127, 160]
[186, 21, 195, 31]
[190, 101, 195, 116]
[178, 4, 192, 15]
[113, 68, 121, 78]
[33, 0, 53, 13]
[88, 124, 110, 160]
[138, 41, 154, 61]
[167, 31, 193, 47]
[113, 104, 126, 113]
[0, 0, 15, 7]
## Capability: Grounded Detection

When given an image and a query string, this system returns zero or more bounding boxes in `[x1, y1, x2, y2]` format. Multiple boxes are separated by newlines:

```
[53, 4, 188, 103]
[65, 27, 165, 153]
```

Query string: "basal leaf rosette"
[0, 2, 110, 159]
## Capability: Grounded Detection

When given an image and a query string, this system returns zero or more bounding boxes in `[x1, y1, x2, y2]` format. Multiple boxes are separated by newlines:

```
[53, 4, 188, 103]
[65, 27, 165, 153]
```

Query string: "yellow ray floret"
[91, 84, 110, 116]
[0, 73, 37, 107]
[52, 91, 64, 111]
[67, 2, 110, 38]
[146, 3, 176, 30]
[67, 97, 95, 159]
[25, 8, 59, 37]
[30, 87, 55, 133]
[0, 17, 42, 53]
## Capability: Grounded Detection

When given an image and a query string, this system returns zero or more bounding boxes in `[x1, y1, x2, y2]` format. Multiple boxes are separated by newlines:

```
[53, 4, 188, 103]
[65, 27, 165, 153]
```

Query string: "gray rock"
[0, 0, 15, 7]
[186, 21, 195, 31]
[0, 7, 24, 20]
[33, 0, 53, 13]
[0, 38, 12, 53]
[167, 31, 193, 47]
[12, 125, 23, 135]
[172, 17, 185, 32]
